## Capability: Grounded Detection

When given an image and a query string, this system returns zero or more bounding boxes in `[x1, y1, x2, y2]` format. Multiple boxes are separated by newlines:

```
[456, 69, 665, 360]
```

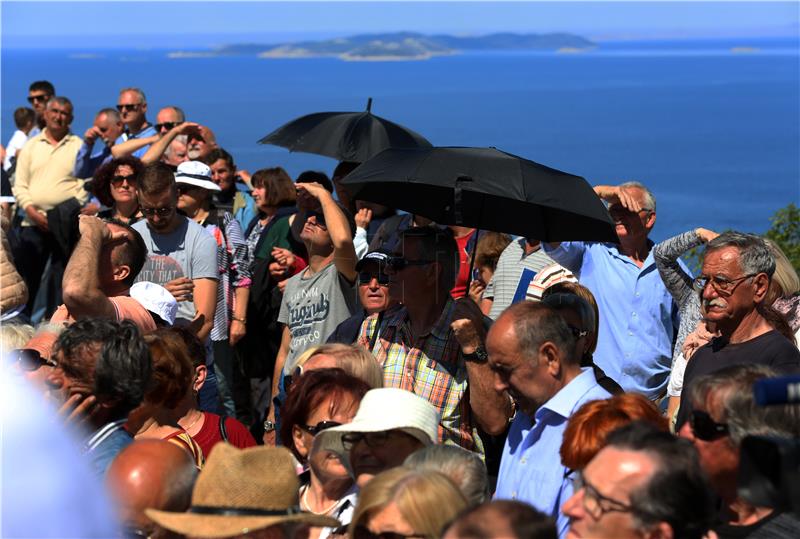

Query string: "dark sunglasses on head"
[566, 324, 589, 340]
[116, 103, 141, 112]
[10, 349, 57, 371]
[27, 94, 50, 104]
[300, 420, 342, 436]
[111, 174, 137, 186]
[358, 271, 389, 286]
[690, 410, 729, 441]
[155, 122, 179, 132]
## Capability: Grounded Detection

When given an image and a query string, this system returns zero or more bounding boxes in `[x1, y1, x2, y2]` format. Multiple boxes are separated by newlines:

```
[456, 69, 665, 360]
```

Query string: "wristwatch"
[263, 419, 276, 433]
[463, 345, 489, 364]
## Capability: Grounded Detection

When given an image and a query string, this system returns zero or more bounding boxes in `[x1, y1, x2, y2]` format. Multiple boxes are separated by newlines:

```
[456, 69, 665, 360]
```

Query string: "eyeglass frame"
[689, 409, 729, 442]
[10, 348, 58, 371]
[358, 271, 390, 286]
[572, 471, 639, 520]
[140, 205, 175, 217]
[299, 420, 342, 436]
[27, 93, 51, 104]
[116, 103, 142, 112]
[155, 122, 179, 132]
[341, 431, 393, 452]
[692, 273, 759, 297]
[111, 174, 137, 187]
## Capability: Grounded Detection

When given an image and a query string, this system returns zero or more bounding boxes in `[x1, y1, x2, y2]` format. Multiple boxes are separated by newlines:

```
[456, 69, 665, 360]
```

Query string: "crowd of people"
[2, 80, 800, 539]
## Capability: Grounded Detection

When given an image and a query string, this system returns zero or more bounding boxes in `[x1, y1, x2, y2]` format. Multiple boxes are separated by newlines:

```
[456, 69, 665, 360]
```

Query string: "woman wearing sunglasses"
[280, 368, 371, 539]
[91, 156, 144, 224]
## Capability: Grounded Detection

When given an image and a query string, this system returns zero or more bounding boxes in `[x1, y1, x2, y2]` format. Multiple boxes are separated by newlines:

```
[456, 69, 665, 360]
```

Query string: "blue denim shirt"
[495, 368, 611, 538]
[84, 420, 133, 477]
[114, 125, 158, 159]
[543, 241, 683, 398]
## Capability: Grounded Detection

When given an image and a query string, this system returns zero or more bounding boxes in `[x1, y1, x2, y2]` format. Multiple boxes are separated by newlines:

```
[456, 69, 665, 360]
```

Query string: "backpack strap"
[219, 414, 229, 442]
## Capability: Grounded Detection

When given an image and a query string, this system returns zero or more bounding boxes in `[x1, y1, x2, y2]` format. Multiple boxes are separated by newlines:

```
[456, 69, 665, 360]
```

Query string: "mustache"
[703, 298, 727, 310]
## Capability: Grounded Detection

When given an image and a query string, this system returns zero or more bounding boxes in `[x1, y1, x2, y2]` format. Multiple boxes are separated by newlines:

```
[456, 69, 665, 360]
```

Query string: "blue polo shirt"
[543, 241, 683, 398]
[495, 368, 611, 538]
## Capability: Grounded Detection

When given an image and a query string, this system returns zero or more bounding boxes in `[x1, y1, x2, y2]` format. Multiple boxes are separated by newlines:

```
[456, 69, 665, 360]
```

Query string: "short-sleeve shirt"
[132, 216, 219, 325]
[192, 412, 257, 459]
[51, 296, 156, 334]
[676, 330, 800, 428]
[485, 239, 555, 320]
[278, 262, 358, 374]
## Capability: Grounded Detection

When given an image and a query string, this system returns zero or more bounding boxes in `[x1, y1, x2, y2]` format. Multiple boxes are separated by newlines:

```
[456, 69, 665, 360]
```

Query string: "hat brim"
[145, 508, 340, 538]
[175, 177, 221, 192]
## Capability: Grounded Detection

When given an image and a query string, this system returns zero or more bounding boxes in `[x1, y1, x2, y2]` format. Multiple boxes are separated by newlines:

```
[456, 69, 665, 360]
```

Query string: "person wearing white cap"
[175, 160, 252, 418]
[314, 387, 440, 488]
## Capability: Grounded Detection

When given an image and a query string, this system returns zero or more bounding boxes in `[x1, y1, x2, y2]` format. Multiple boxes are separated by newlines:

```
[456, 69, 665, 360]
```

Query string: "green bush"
[765, 203, 800, 273]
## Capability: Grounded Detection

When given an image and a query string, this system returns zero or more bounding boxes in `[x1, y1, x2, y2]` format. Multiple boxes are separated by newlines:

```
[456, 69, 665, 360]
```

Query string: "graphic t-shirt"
[132, 217, 218, 325]
[278, 262, 358, 374]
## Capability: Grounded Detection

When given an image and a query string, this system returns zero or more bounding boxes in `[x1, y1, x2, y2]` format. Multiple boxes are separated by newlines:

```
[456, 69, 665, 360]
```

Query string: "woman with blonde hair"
[765, 238, 800, 344]
[349, 467, 468, 539]
[298, 343, 383, 389]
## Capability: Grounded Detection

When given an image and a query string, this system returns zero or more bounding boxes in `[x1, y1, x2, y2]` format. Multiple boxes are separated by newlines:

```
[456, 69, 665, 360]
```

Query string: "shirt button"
[632, 312, 637, 317]
[635, 292, 640, 297]
[512, 491, 517, 499]
[628, 331, 633, 336]
[520, 458, 527, 465]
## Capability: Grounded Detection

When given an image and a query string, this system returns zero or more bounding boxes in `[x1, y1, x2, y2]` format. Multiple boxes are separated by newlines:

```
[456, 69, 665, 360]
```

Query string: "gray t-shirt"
[486, 238, 555, 320]
[132, 216, 218, 325]
[278, 262, 358, 374]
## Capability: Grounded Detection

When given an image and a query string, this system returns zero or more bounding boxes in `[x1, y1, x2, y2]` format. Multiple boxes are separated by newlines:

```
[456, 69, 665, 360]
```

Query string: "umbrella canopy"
[340, 146, 618, 243]
[258, 98, 432, 163]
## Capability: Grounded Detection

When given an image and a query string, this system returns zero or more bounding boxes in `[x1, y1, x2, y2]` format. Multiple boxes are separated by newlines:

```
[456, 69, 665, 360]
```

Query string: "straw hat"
[146, 445, 339, 538]
[314, 388, 440, 463]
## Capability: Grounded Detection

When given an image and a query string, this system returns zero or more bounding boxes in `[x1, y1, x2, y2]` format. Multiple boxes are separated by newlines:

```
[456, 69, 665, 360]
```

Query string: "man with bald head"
[107, 439, 197, 539]
[73, 108, 124, 178]
[544, 181, 683, 400]
[114, 87, 156, 158]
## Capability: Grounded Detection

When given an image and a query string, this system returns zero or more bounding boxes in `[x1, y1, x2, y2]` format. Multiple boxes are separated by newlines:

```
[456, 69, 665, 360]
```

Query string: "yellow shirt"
[13, 129, 87, 226]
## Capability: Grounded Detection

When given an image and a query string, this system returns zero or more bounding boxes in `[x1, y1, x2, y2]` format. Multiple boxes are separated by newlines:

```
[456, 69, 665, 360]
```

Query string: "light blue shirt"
[543, 241, 682, 398]
[73, 140, 112, 178]
[495, 368, 611, 538]
[115, 124, 157, 158]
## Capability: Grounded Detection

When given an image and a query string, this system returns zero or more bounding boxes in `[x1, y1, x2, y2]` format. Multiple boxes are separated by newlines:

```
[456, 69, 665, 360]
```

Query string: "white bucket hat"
[314, 387, 440, 462]
[175, 160, 220, 191]
[130, 281, 178, 326]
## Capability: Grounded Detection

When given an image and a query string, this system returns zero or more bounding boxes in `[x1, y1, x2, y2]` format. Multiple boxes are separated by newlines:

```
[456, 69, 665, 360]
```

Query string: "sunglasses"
[111, 174, 137, 187]
[10, 349, 57, 371]
[354, 526, 424, 539]
[358, 271, 389, 286]
[27, 94, 50, 104]
[177, 184, 202, 195]
[307, 211, 327, 229]
[155, 122, 179, 132]
[141, 206, 174, 217]
[690, 410, 729, 441]
[386, 256, 434, 271]
[300, 420, 342, 436]
[341, 431, 392, 451]
[567, 325, 589, 340]
[116, 103, 141, 112]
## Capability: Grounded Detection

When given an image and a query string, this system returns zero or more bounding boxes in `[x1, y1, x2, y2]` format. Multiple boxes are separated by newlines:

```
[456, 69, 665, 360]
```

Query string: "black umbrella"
[258, 98, 432, 163]
[340, 146, 618, 243]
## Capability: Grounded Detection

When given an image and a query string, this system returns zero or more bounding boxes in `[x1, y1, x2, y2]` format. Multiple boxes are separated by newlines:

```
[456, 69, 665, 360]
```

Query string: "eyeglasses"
[609, 207, 652, 220]
[358, 271, 389, 286]
[27, 94, 50, 104]
[140, 206, 174, 217]
[116, 103, 141, 112]
[111, 174, 137, 187]
[300, 420, 342, 436]
[341, 431, 392, 451]
[10, 349, 57, 371]
[572, 472, 636, 520]
[690, 410, 729, 441]
[155, 122, 178, 131]
[567, 325, 589, 340]
[692, 273, 757, 297]
[121, 525, 153, 539]
[307, 211, 327, 230]
[177, 185, 201, 195]
[386, 256, 435, 271]
[353, 526, 424, 539]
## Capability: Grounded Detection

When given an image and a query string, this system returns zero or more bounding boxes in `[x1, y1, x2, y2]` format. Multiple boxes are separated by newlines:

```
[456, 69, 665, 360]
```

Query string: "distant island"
[168, 32, 596, 61]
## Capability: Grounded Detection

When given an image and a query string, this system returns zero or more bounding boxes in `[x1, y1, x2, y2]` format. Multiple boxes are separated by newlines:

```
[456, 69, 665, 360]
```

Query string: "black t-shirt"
[713, 511, 800, 539]
[676, 330, 800, 428]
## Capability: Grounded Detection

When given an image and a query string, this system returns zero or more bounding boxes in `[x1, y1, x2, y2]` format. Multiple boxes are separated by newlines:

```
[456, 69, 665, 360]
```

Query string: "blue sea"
[2, 38, 798, 242]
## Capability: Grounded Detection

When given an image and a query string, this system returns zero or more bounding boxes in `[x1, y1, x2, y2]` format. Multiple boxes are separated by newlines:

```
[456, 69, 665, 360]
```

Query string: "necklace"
[300, 484, 339, 516]
[180, 410, 203, 433]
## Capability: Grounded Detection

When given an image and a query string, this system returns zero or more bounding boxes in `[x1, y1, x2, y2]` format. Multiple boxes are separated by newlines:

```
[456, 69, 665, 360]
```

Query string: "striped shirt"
[357, 299, 483, 455]
[485, 239, 555, 320]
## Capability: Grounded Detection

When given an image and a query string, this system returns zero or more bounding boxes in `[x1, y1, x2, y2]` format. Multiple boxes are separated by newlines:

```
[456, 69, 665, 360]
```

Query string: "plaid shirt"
[357, 299, 484, 455]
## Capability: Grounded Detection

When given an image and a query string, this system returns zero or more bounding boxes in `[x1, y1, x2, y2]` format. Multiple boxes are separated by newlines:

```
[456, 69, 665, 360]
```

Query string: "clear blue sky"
[2, 1, 798, 48]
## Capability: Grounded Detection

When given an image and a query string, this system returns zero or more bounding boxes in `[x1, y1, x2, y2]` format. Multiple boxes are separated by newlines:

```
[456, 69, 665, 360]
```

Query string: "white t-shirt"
[3, 129, 29, 172]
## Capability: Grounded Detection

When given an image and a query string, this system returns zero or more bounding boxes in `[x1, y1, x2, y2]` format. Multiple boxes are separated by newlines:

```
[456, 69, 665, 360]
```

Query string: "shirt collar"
[537, 367, 600, 420]
[384, 298, 456, 341]
[605, 239, 656, 268]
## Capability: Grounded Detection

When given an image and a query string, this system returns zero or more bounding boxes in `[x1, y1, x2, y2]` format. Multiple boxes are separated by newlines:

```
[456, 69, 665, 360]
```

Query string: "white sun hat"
[314, 387, 440, 461]
[174, 160, 220, 191]
[130, 281, 178, 326]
